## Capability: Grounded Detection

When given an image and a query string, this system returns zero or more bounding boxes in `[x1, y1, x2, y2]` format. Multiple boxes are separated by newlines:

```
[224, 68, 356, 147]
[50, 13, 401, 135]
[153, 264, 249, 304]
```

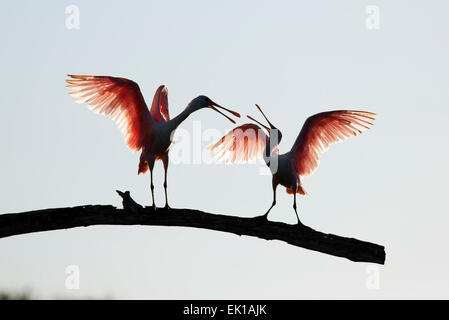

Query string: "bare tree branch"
[0, 191, 385, 264]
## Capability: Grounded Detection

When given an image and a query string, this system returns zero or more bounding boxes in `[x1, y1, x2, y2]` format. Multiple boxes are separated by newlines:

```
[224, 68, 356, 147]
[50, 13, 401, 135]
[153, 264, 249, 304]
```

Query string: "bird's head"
[188, 95, 241, 124]
[247, 104, 282, 145]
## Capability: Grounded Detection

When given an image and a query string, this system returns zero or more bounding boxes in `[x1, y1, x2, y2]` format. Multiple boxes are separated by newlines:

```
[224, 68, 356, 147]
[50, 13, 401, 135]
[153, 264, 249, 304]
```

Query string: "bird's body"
[209, 104, 375, 225]
[66, 74, 240, 208]
[270, 153, 306, 195]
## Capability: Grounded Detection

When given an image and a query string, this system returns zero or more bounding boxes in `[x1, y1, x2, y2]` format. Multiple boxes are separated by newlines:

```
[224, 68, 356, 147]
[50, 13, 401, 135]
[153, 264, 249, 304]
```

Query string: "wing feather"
[290, 110, 376, 177]
[208, 123, 268, 163]
[150, 85, 170, 122]
[66, 74, 153, 151]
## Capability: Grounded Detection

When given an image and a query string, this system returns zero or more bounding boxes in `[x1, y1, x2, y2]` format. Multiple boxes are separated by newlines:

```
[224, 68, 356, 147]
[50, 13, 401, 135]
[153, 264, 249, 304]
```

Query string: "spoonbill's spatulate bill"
[209, 104, 375, 225]
[66, 74, 241, 208]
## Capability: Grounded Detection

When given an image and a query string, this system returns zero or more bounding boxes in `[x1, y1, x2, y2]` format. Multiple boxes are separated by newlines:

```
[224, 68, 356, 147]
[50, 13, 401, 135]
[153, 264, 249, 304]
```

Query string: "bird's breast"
[149, 126, 173, 156]
[272, 154, 298, 188]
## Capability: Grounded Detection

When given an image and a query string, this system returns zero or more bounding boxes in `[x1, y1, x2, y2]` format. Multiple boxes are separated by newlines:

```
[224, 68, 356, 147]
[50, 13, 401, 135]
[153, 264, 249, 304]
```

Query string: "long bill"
[255, 104, 275, 129]
[209, 102, 241, 124]
[247, 115, 271, 133]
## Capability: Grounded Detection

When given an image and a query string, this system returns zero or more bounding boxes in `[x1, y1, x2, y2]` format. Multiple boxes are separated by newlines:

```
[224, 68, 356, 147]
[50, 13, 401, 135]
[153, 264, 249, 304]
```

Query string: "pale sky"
[1, 0, 449, 299]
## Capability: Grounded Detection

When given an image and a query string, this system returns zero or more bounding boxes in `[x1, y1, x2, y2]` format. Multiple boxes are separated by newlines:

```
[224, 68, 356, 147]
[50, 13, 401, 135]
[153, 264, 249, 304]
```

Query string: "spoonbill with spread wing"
[209, 104, 375, 225]
[66, 74, 240, 209]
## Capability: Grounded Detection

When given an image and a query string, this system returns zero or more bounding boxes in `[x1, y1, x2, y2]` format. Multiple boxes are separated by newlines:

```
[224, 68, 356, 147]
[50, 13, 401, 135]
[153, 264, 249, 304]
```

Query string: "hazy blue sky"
[1, 0, 449, 299]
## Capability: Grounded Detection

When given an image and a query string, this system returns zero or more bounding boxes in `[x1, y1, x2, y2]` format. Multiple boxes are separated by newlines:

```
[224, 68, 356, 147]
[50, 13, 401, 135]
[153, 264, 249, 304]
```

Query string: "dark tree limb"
[0, 191, 385, 264]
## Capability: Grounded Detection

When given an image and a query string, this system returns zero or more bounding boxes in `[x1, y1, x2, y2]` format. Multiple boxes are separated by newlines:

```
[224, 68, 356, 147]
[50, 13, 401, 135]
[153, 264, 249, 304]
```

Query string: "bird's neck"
[166, 105, 197, 133]
[263, 134, 280, 163]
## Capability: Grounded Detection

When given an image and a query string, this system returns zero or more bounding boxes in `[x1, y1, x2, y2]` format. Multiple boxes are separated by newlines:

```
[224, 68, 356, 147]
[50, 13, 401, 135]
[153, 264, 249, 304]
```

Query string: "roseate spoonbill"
[209, 104, 375, 225]
[66, 74, 240, 209]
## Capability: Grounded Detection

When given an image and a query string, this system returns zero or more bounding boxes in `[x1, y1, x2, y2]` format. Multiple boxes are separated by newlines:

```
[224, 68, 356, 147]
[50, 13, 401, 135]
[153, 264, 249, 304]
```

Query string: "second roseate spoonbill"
[66, 74, 240, 209]
[209, 104, 375, 226]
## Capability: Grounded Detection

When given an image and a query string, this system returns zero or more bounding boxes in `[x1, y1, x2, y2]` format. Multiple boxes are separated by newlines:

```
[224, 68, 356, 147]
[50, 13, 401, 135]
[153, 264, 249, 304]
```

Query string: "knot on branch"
[116, 190, 143, 214]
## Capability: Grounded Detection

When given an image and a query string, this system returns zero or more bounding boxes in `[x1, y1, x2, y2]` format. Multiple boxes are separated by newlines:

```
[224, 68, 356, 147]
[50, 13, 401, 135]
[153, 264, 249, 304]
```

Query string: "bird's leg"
[264, 179, 278, 219]
[292, 184, 304, 227]
[149, 168, 156, 210]
[162, 155, 171, 210]
[146, 158, 156, 210]
[256, 178, 278, 221]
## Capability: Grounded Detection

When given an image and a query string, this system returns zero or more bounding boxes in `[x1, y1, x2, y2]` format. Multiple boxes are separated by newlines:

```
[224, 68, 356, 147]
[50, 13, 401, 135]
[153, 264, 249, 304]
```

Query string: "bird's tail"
[138, 161, 149, 175]
[286, 185, 307, 195]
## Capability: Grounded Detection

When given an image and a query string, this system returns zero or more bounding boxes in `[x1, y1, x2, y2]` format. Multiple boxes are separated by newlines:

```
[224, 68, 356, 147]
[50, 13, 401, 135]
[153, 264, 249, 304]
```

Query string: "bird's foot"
[253, 213, 269, 222]
[296, 220, 311, 231]
[163, 204, 171, 210]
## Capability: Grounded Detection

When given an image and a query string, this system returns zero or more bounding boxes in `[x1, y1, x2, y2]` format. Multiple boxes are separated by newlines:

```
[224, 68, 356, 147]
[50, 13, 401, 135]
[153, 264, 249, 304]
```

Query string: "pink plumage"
[209, 104, 376, 225]
[150, 85, 170, 123]
[291, 110, 376, 177]
[66, 74, 152, 151]
[66, 74, 240, 209]
[208, 123, 268, 163]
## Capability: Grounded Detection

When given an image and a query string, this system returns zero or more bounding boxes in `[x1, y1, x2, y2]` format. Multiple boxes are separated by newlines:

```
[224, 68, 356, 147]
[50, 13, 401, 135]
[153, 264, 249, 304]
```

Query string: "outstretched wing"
[290, 110, 376, 177]
[66, 74, 153, 151]
[208, 123, 268, 163]
[150, 85, 170, 122]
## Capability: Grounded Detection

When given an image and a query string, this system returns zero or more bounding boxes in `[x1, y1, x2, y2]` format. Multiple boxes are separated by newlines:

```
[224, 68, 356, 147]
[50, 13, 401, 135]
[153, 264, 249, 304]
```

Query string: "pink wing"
[208, 123, 268, 163]
[290, 110, 376, 177]
[150, 85, 170, 122]
[66, 74, 153, 151]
